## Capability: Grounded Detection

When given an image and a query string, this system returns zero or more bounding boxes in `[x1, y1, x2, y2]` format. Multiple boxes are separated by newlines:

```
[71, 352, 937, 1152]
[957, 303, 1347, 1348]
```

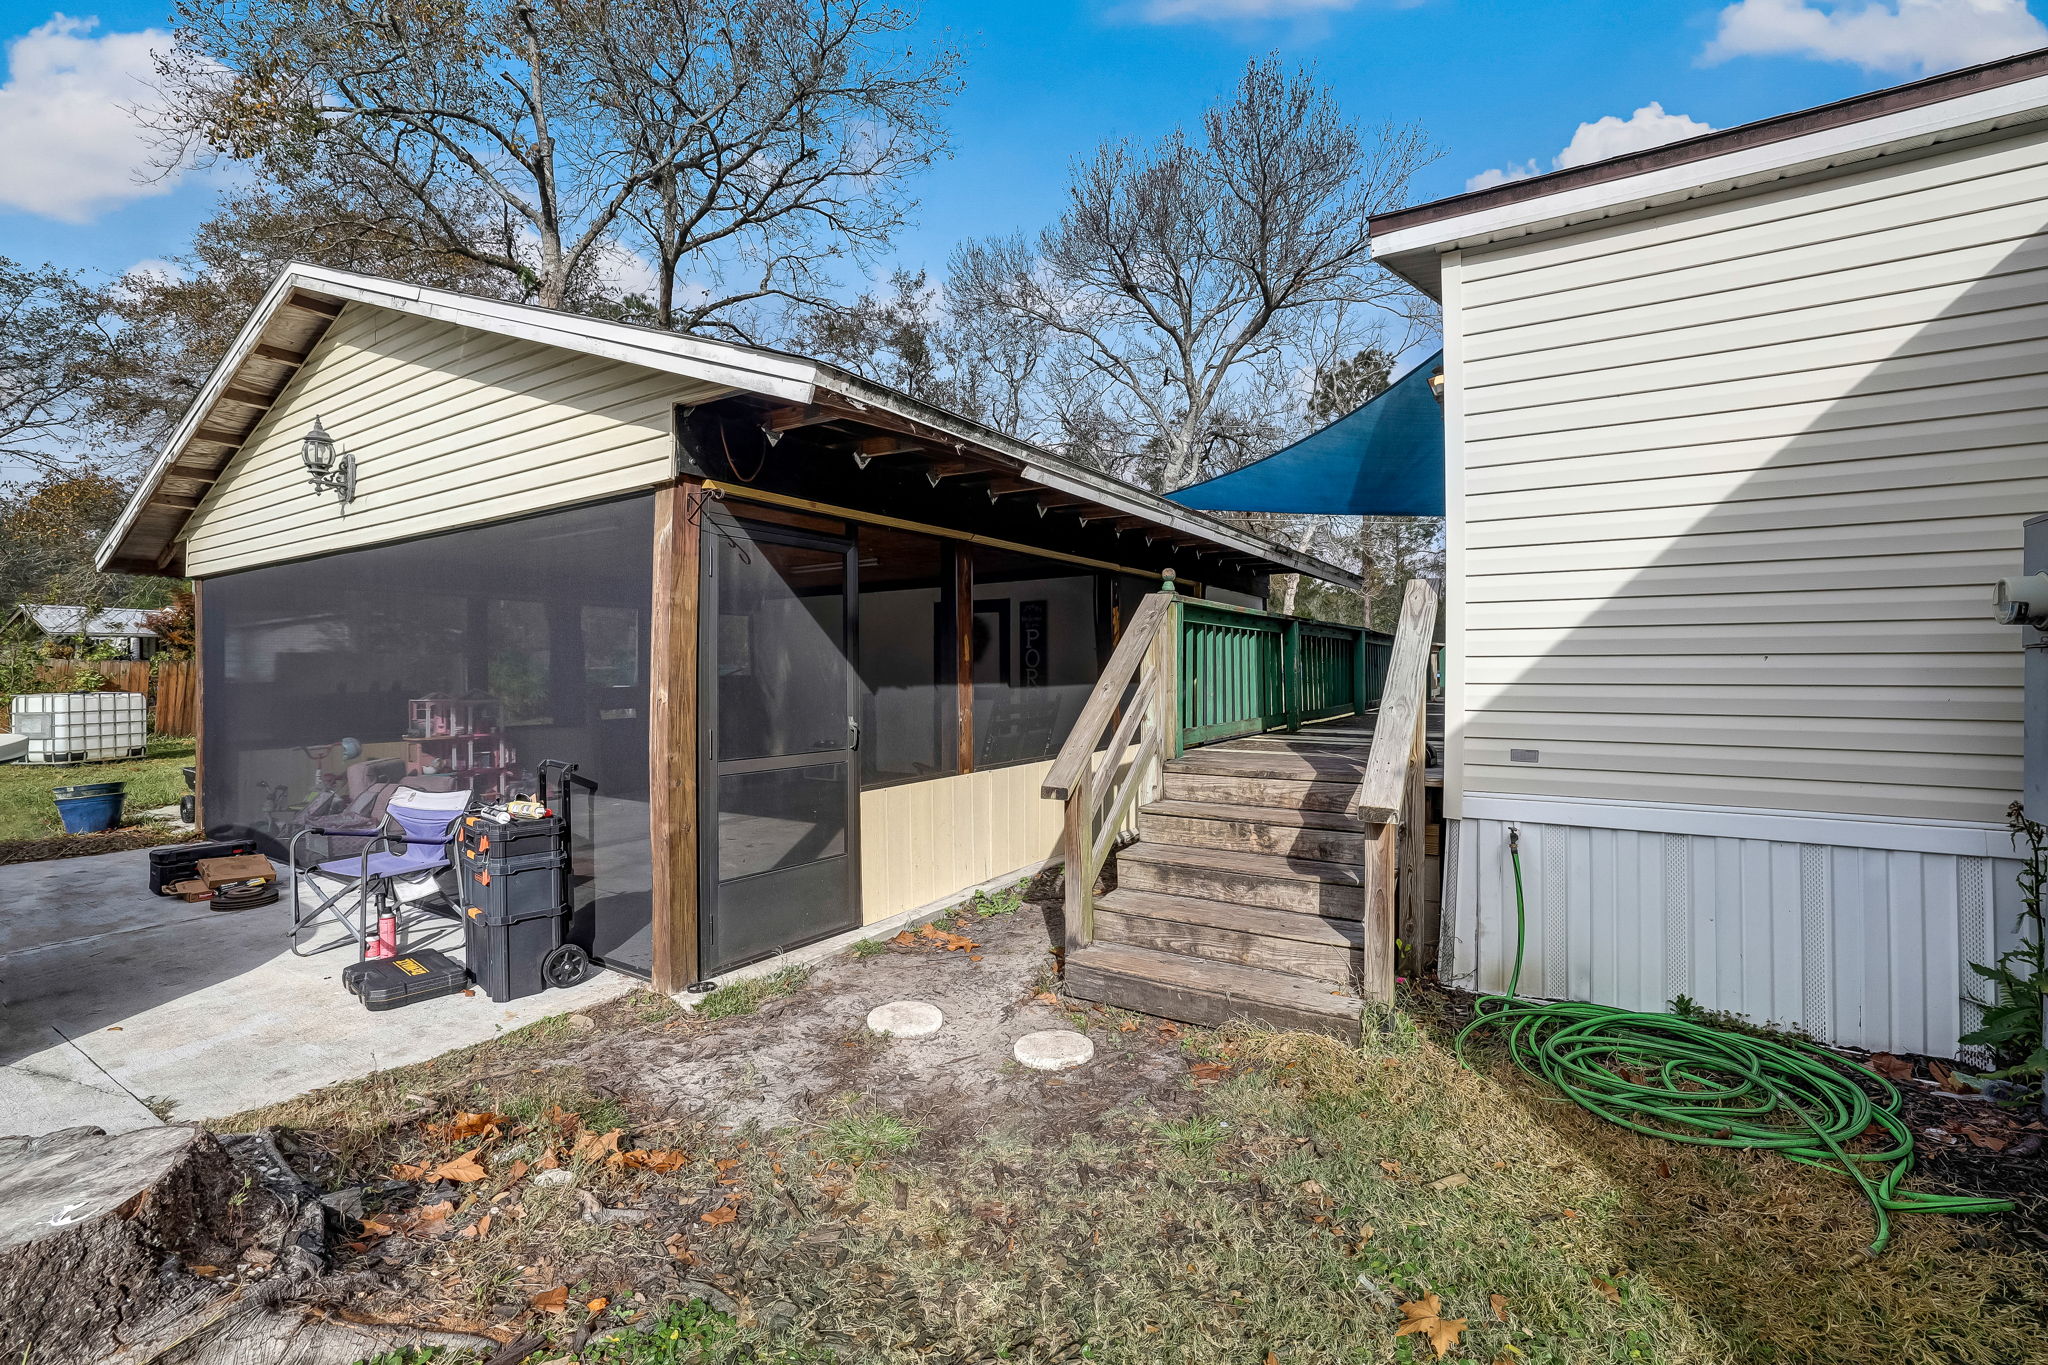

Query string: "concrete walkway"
[0, 850, 630, 1137]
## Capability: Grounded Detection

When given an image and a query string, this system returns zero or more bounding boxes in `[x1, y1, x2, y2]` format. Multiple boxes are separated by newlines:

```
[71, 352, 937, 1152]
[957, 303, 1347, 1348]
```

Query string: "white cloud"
[0, 15, 180, 223]
[1703, 0, 2048, 76]
[1465, 103, 1715, 191]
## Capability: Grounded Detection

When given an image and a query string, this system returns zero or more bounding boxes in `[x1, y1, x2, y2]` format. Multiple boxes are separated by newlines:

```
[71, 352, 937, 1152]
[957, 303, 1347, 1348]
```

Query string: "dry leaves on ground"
[392, 1151, 488, 1183]
[571, 1127, 624, 1162]
[1489, 1293, 1509, 1322]
[1190, 1062, 1230, 1083]
[613, 1148, 691, 1173]
[1867, 1053, 1914, 1082]
[426, 1110, 506, 1143]
[700, 1204, 738, 1226]
[1394, 1294, 1468, 1359]
[529, 1286, 569, 1314]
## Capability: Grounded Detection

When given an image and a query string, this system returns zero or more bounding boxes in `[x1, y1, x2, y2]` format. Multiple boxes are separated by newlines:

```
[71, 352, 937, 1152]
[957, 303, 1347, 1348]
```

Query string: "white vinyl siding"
[1452, 124, 2048, 824]
[182, 304, 725, 575]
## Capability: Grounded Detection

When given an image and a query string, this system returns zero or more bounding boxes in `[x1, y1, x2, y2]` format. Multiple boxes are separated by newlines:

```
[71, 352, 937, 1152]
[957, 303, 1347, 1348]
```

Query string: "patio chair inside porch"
[289, 784, 473, 957]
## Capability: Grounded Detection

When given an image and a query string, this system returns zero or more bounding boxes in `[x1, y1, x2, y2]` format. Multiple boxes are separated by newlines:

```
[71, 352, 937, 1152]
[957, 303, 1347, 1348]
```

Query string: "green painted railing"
[1175, 595, 1392, 750]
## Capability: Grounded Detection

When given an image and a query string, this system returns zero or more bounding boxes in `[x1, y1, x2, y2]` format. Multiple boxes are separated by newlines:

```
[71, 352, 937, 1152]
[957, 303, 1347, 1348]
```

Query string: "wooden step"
[1168, 750, 1370, 783]
[1135, 807, 1364, 863]
[1141, 798, 1363, 830]
[1116, 842, 1360, 916]
[1162, 770, 1363, 813]
[1093, 888, 1362, 984]
[1065, 943, 1362, 1040]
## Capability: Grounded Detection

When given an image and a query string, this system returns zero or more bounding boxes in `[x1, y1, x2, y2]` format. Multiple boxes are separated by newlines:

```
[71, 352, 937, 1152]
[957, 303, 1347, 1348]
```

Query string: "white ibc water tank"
[8, 691, 149, 764]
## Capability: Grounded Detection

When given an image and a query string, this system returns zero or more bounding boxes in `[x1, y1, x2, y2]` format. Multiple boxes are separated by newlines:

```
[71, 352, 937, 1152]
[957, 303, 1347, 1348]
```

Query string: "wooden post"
[1359, 822, 1398, 1003]
[1396, 718, 1429, 980]
[648, 483, 701, 994]
[1353, 616, 1370, 719]
[1063, 757, 1092, 955]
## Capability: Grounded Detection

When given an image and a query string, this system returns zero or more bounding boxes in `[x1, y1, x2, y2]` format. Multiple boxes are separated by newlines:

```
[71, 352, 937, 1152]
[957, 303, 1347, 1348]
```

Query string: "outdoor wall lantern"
[1428, 369, 1446, 405]
[301, 416, 355, 507]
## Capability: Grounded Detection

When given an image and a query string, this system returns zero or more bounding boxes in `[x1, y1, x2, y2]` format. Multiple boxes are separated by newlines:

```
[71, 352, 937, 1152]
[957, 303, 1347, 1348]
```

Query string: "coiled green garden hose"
[1453, 827, 2012, 1253]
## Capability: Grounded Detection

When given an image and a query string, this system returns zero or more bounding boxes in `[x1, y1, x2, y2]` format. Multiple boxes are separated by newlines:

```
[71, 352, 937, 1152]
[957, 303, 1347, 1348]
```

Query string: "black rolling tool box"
[342, 948, 470, 1011]
[149, 839, 260, 897]
[457, 760, 587, 1002]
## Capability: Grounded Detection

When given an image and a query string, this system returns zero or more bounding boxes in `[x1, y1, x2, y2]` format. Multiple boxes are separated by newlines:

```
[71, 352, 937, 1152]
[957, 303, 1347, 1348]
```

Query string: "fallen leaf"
[359, 1217, 395, 1237]
[1264, 1353, 1278, 1365]
[391, 1162, 430, 1181]
[1394, 1294, 1467, 1359]
[665, 1232, 696, 1264]
[1591, 1275, 1622, 1302]
[918, 922, 976, 951]
[1867, 1052, 1913, 1082]
[474, 1214, 492, 1237]
[529, 1285, 569, 1314]
[967, 954, 983, 962]
[432, 1151, 489, 1183]
[537, 1147, 560, 1170]
[571, 1128, 624, 1162]
[1561, 1208, 1580, 1219]
[1958, 1125, 2009, 1152]
[1490, 1293, 1509, 1321]
[1379, 1160, 1401, 1177]
[1430, 1173, 1471, 1192]
[427, 1110, 506, 1143]
[700, 1204, 738, 1226]
[714, 1157, 741, 1172]
[1190, 1062, 1230, 1083]
[586, 1297, 608, 1313]
[504, 1159, 529, 1185]
[188, 1265, 218, 1277]
[1034, 991, 1059, 1005]
[615, 1148, 691, 1173]
[1298, 1179, 1325, 1196]
[1119, 1020, 1140, 1032]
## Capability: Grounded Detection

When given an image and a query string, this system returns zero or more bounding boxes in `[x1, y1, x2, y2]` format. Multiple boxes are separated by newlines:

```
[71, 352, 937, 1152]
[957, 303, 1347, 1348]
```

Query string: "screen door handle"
[848, 716, 861, 751]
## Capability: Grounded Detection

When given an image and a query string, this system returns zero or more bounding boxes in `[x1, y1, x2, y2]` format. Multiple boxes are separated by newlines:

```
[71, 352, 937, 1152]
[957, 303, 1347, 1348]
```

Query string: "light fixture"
[1428, 369, 1446, 405]
[301, 416, 354, 506]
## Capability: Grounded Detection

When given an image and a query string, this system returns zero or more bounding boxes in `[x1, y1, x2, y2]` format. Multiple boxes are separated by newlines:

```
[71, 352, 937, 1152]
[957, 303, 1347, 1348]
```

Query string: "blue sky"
[2, 0, 2045, 290]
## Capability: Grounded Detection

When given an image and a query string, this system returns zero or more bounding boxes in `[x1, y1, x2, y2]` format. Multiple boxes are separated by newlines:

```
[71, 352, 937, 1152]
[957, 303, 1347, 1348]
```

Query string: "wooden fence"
[1, 658, 196, 736]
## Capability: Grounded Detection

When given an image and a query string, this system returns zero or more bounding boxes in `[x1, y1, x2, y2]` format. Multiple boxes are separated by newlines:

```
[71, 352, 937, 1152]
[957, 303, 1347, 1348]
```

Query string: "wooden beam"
[149, 493, 205, 511]
[216, 385, 277, 407]
[284, 291, 345, 317]
[191, 425, 251, 447]
[252, 343, 309, 366]
[648, 483, 702, 993]
[167, 464, 222, 481]
[762, 401, 861, 433]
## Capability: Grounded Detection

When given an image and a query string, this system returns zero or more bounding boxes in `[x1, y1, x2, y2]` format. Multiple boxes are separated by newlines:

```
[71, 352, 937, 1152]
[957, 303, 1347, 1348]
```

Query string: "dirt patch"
[204, 895, 2048, 1365]
[567, 905, 1188, 1142]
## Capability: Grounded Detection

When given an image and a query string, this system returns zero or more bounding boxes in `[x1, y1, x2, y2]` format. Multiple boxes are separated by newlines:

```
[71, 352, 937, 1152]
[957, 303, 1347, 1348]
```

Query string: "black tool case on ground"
[150, 839, 259, 896]
[342, 949, 470, 1011]
[455, 768, 579, 1002]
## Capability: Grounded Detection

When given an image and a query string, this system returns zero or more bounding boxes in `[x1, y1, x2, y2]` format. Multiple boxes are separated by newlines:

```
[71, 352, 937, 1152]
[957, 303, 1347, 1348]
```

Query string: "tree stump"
[0, 1125, 260, 1365]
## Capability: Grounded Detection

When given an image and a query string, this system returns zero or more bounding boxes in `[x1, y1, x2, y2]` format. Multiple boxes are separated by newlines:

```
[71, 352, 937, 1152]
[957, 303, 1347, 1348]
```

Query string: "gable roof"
[1372, 45, 2048, 295]
[97, 263, 1360, 589]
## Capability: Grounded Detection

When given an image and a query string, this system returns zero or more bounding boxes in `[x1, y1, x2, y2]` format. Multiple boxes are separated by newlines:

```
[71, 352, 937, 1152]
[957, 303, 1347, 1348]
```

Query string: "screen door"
[698, 515, 861, 974]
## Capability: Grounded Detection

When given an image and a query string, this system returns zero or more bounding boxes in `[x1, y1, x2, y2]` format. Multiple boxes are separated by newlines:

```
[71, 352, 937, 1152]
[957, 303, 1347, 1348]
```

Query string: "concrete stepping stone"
[866, 1000, 944, 1038]
[1013, 1029, 1094, 1071]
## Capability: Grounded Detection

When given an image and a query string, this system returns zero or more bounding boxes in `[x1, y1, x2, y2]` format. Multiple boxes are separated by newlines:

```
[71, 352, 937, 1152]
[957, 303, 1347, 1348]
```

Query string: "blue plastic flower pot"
[53, 785, 126, 834]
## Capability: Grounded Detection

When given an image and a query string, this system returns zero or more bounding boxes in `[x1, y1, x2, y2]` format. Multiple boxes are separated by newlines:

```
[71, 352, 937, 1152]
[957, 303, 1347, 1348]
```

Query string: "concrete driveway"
[0, 850, 631, 1137]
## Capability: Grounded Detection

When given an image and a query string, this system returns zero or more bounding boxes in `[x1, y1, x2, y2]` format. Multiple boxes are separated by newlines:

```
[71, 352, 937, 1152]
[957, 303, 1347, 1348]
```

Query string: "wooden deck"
[1063, 705, 1446, 1038]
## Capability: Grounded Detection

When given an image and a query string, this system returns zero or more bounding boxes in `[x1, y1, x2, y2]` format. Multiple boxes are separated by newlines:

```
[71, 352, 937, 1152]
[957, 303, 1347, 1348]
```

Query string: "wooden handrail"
[1355, 577, 1439, 1002]
[1042, 593, 1171, 801]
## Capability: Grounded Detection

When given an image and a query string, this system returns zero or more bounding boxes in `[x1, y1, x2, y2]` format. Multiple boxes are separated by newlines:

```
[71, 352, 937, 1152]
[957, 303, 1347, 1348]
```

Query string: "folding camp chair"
[289, 785, 473, 957]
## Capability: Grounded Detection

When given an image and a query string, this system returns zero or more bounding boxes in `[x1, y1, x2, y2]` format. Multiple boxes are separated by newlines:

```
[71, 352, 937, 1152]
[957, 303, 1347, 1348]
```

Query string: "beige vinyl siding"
[183, 303, 725, 575]
[1453, 122, 2048, 822]
[858, 761, 1064, 922]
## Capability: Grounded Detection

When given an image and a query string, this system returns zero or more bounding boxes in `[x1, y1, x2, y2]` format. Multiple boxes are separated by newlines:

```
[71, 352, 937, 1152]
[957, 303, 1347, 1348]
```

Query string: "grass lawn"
[0, 735, 194, 851]
[218, 908, 2047, 1365]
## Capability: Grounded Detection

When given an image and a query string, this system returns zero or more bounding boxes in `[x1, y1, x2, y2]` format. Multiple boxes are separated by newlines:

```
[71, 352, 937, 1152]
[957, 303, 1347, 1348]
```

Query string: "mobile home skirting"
[1442, 799, 2028, 1057]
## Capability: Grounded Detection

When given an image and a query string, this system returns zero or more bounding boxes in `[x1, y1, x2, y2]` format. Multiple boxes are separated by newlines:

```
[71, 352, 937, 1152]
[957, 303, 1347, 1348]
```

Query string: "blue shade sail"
[1167, 351, 1445, 516]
